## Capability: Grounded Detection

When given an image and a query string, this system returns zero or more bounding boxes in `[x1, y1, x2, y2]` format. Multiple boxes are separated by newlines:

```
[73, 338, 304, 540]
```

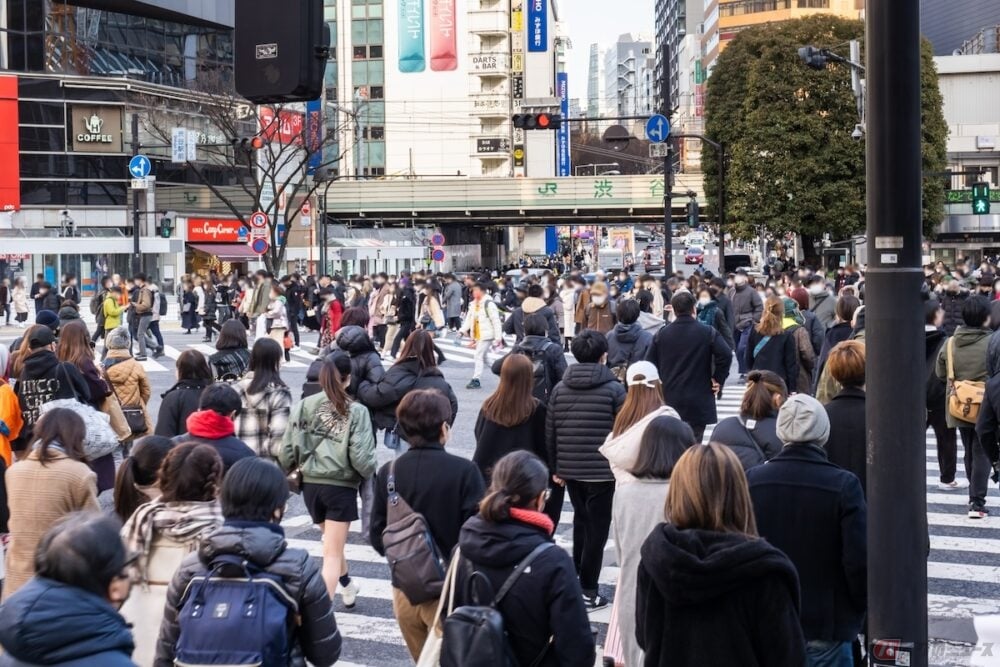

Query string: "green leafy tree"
[703, 15, 947, 253]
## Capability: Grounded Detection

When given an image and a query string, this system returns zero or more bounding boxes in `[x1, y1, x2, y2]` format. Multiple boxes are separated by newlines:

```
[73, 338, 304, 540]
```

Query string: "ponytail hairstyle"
[479, 451, 549, 522]
[319, 353, 352, 417]
[740, 370, 788, 420]
[755, 296, 785, 336]
[158, 442, 223, 503]
[113, 435, 174, 521]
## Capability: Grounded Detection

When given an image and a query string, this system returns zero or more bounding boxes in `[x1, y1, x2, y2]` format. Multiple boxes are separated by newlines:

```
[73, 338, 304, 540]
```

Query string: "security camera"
[59, 209, 70, 218]
[852, 124, 864, 141]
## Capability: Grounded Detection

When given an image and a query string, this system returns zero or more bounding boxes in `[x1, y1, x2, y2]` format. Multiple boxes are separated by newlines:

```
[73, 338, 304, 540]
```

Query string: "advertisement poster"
[557, 72, 570, 176]
[429, 0, 457, 71]
[399, 0, 426, 72]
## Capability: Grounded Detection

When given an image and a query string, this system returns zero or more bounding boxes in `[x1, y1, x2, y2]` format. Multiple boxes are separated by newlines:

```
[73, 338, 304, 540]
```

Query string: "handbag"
[384, 423, 401, 450]
[946, 338, 986, 423]
[285, 402, 315, 494]
[416, 548, 461, 667]
[99, 393, 132, 442]
[110, 384, 148, 436]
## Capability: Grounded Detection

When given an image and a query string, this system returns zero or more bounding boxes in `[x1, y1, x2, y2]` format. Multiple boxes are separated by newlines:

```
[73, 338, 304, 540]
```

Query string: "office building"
[921, 1, 1000, 56]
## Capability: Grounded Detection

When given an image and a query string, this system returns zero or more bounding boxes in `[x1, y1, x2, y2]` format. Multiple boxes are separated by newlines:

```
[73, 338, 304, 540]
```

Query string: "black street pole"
[660, 42, 673, 276]
[131, 113, 141, 276]
[866, 0, 927, 665]
[718, 142, 726, 272]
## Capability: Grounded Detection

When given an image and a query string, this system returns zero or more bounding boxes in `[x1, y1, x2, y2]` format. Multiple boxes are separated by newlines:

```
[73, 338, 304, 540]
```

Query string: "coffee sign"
[69, 106, 124, 153]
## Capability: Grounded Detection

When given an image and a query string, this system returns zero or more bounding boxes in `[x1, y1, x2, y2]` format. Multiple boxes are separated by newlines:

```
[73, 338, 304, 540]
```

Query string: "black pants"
[960, 426, 990, 507]
[691, 424, 707, 444]
[447, 316, 462, 330]
[217, 305, 232, 324]
[391, 322, 415, 357]
[203, 318, 220, 340]
[543, 482, 566, 529]
[91, 325, 106, 345]
[373, 324, 388, 349]
[287, 315, 300, 346]
[928, 407, 958, 483]
[565, 480, 615, 595]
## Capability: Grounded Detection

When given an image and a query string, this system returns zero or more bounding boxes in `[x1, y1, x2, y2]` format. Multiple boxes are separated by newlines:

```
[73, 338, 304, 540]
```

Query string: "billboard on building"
[305, 99, 323, 175]
[429, 0, 457, 71]
[528, 0, 547, 52]
[0, 76, 19, 212]
[557, 72, 570, 176]
[399, 0, 426, 72]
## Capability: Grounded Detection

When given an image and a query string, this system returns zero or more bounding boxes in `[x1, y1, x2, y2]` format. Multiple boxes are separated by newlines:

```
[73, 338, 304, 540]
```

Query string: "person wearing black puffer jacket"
[940, 279, 970, 336]
[304, 325, 385, 399]
[358, 330, 458, 435]
[155, 350, 213, 438]
[453, 451, 595, 667]
[606, 299, 653, 380]
[545, 330, 625, 609]
[155, 458, 341, 667]
[490, 313, 566, 404]
[709, 370, 787, 470]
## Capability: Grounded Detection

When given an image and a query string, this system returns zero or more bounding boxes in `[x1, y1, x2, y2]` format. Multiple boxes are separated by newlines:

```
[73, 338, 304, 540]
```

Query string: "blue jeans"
[806, 640, 852, 667]
[736, 326, 751, 374]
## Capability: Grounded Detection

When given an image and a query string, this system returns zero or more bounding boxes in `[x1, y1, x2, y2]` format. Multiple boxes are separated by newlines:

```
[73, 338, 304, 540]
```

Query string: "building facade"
[921, 0, 1000, 56]
[601, 33, 653, 123]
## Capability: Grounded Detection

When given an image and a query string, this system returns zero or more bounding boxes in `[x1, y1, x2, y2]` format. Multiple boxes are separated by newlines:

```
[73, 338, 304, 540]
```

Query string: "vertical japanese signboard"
[557, 72, 570, 177]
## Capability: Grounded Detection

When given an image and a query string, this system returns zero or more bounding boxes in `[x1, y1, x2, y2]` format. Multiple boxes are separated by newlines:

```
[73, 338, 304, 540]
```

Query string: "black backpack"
[441, 543, 554, 667]
[158, 291, 168, 316]
[514, 342, 554, 403]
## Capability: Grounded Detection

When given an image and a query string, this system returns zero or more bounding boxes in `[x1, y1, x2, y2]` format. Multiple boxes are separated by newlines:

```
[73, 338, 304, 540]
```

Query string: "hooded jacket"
[454, 517, 595, 667]
[358, 358, 459, 431]
[304, 326, 385, 398]
[0, 578, 135, 667]
[545, 363, 626, 480]
[809, 289, 836, 330]
[13, 350, 90, 452]
[730, 283, 763, 331]
[155, 378, 212, 438]
[503, 296, 561, 344]
[747, 444, 867, 642]
[636, 524, 805, 667]
[172, 410, 254, 473]
[600, 405, 680, 484]
[936, 325, 991, 427]
[941, 289, 969, 336]
[606, 321, 653, 373]
[489, 335, 568, 399]
[154, 522, 341, 667]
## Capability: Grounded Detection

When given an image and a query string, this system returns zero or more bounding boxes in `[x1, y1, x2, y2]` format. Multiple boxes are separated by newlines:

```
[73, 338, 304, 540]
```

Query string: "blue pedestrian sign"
[645, 114, 670, 143]
[128, 154, 151, 178]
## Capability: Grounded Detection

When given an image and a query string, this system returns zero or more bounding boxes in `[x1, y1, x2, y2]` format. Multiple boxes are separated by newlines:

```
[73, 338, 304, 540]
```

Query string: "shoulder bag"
[110, 382, 148, 436]
[285, 402, 315, 494]
[947, 337, 986, 423]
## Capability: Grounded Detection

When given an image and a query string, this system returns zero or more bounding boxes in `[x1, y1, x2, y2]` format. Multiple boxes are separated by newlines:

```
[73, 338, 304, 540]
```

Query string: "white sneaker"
[939, 479, 969, 491]
[340, 579, 359, 608]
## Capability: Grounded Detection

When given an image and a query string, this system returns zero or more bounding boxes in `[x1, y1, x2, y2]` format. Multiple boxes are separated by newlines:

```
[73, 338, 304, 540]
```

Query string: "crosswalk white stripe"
[931, 535, 1000, 554]
[929, 512, 1000, 529]
[929, 594, 1000, 617]
[929, 561, 1000, 585]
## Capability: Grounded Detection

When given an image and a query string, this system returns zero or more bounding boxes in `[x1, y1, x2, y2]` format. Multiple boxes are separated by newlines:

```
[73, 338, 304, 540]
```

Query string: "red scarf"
[186, 409, 235, 439]
[509, 507, 554, 536]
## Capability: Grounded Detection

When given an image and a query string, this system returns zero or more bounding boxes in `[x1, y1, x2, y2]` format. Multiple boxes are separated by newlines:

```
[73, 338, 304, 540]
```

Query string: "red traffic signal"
[231, 136, 266, 153]
[512, 113, 562, 131]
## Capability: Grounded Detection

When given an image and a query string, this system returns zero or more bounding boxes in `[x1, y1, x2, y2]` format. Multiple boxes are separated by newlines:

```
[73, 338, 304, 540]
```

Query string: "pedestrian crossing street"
[278, 390, 1000, 667]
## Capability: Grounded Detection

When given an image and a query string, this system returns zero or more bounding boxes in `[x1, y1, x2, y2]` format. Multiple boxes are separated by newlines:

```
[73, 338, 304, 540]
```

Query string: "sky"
[559, 0, 655, 110]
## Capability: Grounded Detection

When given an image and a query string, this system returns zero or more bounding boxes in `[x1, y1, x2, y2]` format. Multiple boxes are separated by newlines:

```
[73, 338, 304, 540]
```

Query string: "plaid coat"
[232, 374, 292, 458]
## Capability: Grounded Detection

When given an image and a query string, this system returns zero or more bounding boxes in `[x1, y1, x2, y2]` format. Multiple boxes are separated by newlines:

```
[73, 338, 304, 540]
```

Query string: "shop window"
[370, 85, 384, 99]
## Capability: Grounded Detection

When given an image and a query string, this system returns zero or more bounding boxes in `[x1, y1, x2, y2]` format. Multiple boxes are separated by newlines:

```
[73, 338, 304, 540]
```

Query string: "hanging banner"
[557, 72, 570, 177]
[429, 0, 457, 71]
[305, 99, 323, 176]
[399, 0, 426, 73]
[527, 0, 547, 52]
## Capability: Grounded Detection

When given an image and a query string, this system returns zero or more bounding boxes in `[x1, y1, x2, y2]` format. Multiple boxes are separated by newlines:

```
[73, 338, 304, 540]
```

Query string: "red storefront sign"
[187, 218, 245, 243]
[259, 107, 304, 145]
[0, 76, 20, 212]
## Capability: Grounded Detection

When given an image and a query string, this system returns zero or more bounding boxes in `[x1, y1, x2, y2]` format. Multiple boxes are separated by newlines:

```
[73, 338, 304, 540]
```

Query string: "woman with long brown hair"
[745, 295, 799, 393]
[473, 353, 547, 483]
[358, 329, 458, 445]
[279, 354, 376, 607]
[636, 443, 805, 666]
[600, 360, 680, 484]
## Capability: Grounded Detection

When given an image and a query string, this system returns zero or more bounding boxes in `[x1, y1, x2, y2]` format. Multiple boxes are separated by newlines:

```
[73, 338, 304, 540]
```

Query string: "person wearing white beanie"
[746, 392, 866, 666]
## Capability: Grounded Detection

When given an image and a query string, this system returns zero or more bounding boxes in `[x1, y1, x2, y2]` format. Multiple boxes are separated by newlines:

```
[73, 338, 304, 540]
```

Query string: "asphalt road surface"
[0, 311, 994, 666]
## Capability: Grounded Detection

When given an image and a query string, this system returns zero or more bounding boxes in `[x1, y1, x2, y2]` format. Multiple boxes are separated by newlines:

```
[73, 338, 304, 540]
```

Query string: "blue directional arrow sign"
[645, 114, 670, 144]
[128, 154, 151, 178]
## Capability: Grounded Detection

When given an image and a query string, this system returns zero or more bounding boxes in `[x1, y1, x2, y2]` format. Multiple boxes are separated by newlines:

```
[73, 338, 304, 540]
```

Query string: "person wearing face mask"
[583, 281, 616, 334]
[0, 513, 137, 667]
[807, 275, 836, 330]
[728, 269, 763, 382]
[940, 278, 971, 336]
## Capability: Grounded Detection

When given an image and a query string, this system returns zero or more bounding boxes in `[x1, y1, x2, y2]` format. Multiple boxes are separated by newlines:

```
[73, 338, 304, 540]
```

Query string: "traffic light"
[512, 113, 562, 131]
[687, 199, 700, 226]
[231, 136, 266, 154]
[973, 182, 991, 215]
[235, 0, 330, 104]
[159, 217, 173, 238]
[798, 46, 829, 70]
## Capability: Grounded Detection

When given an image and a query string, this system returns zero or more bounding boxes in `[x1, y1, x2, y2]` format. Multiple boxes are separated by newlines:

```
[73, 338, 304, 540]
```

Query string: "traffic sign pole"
[131, 114, 141, 275]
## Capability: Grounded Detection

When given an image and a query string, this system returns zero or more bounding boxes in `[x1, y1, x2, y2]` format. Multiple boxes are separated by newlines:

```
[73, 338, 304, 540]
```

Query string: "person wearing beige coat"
[103, 327, 154, 435]
[4, 408, 99, 600]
